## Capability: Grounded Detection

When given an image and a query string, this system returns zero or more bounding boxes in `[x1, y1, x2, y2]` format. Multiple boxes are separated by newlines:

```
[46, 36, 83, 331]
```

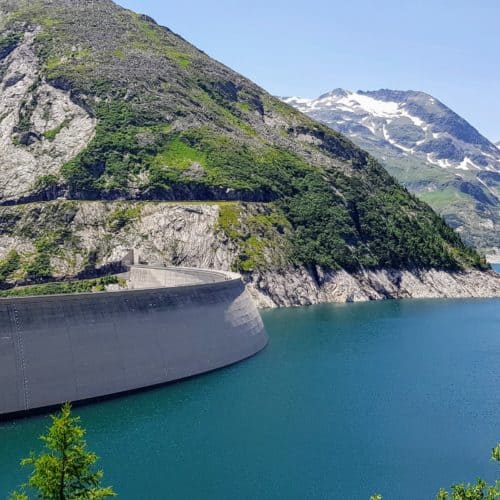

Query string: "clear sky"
[116, 0, 500, 142]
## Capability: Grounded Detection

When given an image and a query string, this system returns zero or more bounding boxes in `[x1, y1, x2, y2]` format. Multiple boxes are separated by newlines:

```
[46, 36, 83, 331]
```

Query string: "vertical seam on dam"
[61, 300, 80, 401]
[10, 303, 30, 410]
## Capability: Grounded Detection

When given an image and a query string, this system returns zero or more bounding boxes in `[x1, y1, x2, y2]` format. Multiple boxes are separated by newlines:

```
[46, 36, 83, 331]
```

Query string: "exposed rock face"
[74, 202, 237, 271]
[0, 32, 96, 200]
[1, 201, 498, 308]
[248, 267, 500, 308]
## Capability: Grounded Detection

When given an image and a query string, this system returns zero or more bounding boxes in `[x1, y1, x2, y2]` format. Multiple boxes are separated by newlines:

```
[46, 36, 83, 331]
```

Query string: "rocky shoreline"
[246, 267, 500, 308]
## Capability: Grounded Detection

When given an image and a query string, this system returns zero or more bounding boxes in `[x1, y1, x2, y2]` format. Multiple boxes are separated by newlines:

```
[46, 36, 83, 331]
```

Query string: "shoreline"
[247, 267, 500, 308]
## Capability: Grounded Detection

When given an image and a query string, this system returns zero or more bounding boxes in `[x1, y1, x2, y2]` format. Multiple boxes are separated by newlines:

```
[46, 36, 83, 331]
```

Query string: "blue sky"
[116, 0, 500, 142]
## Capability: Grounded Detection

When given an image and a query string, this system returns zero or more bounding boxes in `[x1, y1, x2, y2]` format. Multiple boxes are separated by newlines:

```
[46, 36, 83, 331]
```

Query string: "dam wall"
[126, 265, 238, 289]
[0, 268, 267, 417]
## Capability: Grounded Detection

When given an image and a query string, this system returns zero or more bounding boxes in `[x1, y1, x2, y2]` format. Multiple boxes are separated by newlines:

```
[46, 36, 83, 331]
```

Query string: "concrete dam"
[0, 266, 268, 417]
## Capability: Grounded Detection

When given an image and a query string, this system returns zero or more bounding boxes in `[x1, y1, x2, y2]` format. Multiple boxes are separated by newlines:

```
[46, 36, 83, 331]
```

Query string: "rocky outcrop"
[1, 201, 498, 308]
[0, 32, 96, 201]
[75, 202, 238, 271]
[0, 201, 238, 279]
[247, 266, 500, 308]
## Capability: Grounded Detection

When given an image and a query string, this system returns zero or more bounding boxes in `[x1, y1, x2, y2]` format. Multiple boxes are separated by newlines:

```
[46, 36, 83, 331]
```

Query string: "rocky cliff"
[0, 0, 498, 306]
[0, 31, 96, 201]
[1, 201, 498, 307]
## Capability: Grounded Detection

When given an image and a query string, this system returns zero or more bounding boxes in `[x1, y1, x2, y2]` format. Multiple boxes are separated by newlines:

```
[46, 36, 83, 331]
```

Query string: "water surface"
[1, 298, 499, 499]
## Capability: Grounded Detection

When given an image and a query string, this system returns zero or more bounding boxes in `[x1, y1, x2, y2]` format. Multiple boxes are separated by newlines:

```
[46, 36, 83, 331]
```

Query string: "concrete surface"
[0, 268, 267, 417]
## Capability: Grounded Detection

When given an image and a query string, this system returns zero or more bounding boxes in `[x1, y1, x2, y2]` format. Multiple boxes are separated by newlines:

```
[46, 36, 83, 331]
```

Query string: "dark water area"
[1, 298, 499, 499]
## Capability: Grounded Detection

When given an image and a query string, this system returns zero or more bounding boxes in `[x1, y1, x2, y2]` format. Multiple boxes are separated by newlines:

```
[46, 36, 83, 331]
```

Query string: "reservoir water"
[1, 293, 499, 498]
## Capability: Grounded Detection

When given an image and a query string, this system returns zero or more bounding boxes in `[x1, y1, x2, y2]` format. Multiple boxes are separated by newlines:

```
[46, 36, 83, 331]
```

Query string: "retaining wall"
[0, 269, 267, 417]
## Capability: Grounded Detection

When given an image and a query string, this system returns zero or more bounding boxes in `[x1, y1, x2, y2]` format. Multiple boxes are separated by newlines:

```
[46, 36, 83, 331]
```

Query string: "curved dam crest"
[0, 267, 268, 417]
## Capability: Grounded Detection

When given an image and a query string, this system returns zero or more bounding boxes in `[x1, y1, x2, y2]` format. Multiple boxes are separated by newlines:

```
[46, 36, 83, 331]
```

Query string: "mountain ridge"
[0, 0, 497, 305]
[284, 89, 500, 254]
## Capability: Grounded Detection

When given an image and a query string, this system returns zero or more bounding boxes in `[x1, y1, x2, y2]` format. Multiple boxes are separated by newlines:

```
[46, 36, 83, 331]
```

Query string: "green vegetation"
[419, 188, 470, 208]
[0, 250, 21, 286]
[0, 202, 87, 285]
[133, 14, 164, 46]
[11, 403, 116, 499]
[0, 275, 122, 297]
[0, 32, 22, 58]
[169, 128, 314, 193]
[372, 444, 500, 500]
[62, 103, 148, 192]
[16, 96, 37, 134]
[33, 174, 60, 192]
[112, 48, 125, 60]
[217, 203, 292, 272]
[0, 32, 22, 49]
[436, 444, 499, 499]
[108, 205, 142, 231]
[61, 111, 397, 280]
[165, 48, 191, 68]
[281, 159, 487, 271]
[149, 137, 207, 185]
[24, 108, 494, 273]
[237, 102, 251, 113]
[361, 142, 500, 252]
[217, 202, 242, 240]
[236, 234, 269, 272]
[63, 113, 307, 195]
[42, 120, 69, 141]
[23, 231, 71, 280]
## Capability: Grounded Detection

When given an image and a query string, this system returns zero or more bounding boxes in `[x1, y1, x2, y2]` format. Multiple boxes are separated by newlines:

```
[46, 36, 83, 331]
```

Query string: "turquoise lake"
[1, 292, 499, 499]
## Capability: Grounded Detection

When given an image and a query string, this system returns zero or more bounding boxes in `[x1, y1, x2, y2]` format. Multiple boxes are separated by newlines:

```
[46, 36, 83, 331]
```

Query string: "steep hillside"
[0, 0, 497, 304]
[284, 90, 500, 255]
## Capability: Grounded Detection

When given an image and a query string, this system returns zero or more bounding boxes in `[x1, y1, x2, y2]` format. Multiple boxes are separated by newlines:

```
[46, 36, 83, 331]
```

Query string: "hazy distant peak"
[317, 88, 349, 100]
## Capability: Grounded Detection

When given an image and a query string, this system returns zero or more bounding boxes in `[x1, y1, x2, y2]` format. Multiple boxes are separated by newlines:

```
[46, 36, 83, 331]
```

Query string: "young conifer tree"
[11, 403, 116, 500]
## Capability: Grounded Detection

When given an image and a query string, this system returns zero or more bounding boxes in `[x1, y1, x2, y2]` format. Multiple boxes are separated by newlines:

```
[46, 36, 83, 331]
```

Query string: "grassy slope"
[0, 0, 488, 288]
[351, 138, 500, 252]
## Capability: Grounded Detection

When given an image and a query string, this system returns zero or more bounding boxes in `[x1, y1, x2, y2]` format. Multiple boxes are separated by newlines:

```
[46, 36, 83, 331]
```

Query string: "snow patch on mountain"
[283, 90, 500, 174]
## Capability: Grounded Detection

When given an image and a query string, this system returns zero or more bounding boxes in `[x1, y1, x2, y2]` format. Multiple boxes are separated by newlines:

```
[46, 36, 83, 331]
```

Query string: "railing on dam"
[126, 265, 241, 290]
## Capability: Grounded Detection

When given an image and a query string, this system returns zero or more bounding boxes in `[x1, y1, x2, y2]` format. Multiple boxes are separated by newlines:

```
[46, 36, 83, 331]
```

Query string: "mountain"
[284, 90, 500, 255]
[0, 0, 497, 306]
[496, 141, 500, 149]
